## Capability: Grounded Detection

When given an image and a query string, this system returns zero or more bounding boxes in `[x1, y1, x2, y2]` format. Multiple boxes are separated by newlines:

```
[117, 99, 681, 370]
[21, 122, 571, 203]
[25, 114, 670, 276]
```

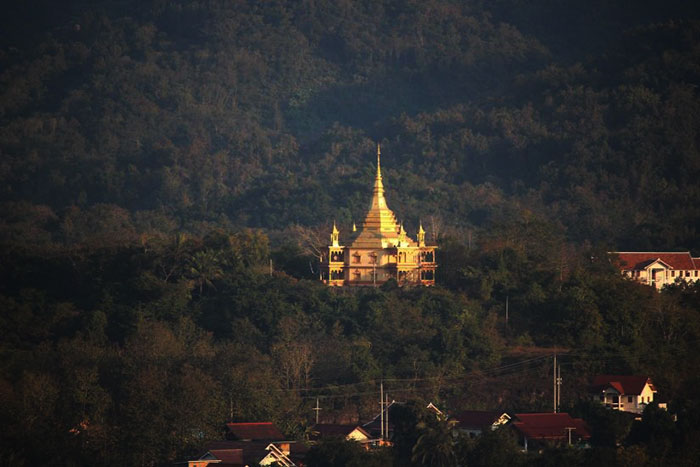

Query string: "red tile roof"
[224, 422, 284, 441]
[589, 375, 654, 395]
[452, 411, 506, 430]
[206, 441, 305, 466]
[612, 252, 697, 271]
[512, 413, 590, 440]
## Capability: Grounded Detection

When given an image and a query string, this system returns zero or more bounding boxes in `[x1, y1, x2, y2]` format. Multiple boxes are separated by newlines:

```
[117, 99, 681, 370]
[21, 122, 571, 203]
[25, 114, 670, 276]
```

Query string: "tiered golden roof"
[350, 144, 416, 249]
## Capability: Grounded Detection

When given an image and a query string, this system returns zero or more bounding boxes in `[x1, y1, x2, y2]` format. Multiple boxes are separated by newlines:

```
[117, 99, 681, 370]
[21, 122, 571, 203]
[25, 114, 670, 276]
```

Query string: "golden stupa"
[323, 145, 437, 286]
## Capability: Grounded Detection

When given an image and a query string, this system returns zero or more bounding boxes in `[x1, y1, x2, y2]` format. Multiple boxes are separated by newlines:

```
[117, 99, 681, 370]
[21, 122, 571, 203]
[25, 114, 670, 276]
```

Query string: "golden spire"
[352, 222, 357, 232]
[397, 222, 407, 246]
[371, 143, 387, 211]
[351, 144, 415, 248]
[418, 221, 426, 247]
[331, 221, 340, 247]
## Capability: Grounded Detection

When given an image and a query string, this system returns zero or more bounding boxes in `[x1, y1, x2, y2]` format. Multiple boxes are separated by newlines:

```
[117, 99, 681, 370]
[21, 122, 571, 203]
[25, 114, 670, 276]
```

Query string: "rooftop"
[611, 252, 697, 271]
[512, 413, 590, 440]
[589, 375, 654, 395]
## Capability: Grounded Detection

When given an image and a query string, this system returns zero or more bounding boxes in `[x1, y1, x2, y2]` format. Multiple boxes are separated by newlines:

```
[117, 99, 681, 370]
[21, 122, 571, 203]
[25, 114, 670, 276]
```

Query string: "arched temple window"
[331, 251, 344, 262]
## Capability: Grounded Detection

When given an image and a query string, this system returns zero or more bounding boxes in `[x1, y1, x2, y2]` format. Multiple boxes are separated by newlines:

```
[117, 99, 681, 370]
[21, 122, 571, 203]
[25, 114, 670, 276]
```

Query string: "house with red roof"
[589, 375, 658, 414]
[191, 440, 307, 467]
[511, 413, 590, 451]
[611, 251, 700, 289]
[178, 422, 304, 467]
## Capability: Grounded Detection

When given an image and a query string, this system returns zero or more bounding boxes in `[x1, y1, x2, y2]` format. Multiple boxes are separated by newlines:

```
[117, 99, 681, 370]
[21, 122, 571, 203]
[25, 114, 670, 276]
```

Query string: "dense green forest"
[2, 1, 700, 466]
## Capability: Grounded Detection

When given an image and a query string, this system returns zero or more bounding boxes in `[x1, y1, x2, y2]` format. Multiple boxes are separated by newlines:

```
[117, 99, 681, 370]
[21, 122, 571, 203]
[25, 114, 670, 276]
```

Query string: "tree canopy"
[1, 1, 700, 466]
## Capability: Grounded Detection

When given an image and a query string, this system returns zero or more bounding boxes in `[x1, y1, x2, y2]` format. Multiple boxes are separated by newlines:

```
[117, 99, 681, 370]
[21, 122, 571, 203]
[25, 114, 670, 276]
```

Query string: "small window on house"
[353, 253, 361, 264]
[686, 271, 691, 277]
[695, 271, 698, 277]
[612, 395, 619, 403]
[628, 396, 633, 403]
[671, 271, 675, 277]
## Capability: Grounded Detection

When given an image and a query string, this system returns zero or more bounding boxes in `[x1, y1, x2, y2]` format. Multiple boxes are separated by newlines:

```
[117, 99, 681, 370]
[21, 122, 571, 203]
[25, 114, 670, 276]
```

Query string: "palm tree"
[411, 415, 457, 467]
[187, 249, 223, 295]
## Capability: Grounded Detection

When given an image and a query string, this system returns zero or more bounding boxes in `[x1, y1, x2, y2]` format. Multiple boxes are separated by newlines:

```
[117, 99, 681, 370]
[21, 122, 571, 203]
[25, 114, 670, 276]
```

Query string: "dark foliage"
[2, 1, 700, 466]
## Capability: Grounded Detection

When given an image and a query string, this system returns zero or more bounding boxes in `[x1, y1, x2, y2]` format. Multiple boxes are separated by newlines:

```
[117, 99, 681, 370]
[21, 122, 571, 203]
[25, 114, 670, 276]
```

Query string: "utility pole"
[313, 398, 322, 425]
[553, 354, 562, 413]
[380, 382, 385, 440]
[557, 363, 562, 412]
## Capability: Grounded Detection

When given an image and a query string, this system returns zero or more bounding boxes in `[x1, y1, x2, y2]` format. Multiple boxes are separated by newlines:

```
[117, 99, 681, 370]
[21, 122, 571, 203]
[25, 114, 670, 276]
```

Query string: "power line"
[272, 347, 675, 400]
[277, 354, 555, 396]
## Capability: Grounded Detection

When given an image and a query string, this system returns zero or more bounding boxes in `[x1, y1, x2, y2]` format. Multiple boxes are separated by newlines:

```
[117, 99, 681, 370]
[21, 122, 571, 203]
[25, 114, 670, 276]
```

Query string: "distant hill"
[1, 0, 699, 251]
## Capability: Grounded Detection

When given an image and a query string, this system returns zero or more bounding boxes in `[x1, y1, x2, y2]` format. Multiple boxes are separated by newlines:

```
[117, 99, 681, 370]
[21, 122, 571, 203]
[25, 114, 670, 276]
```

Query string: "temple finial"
[331, 221, 340, 247]
[376, 143, 381, 179]
[418, 220, 426, 247]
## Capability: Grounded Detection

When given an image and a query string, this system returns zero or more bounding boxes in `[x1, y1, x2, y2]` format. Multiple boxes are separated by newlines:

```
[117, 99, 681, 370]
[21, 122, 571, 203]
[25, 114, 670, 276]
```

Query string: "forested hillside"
[2, 0, 700, 248]
[2, 1, 700, 466]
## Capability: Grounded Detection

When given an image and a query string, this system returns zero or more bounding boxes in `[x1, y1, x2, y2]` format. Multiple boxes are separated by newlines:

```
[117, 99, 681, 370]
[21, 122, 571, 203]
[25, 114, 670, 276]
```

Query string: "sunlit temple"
[322, 145, 437, 286]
